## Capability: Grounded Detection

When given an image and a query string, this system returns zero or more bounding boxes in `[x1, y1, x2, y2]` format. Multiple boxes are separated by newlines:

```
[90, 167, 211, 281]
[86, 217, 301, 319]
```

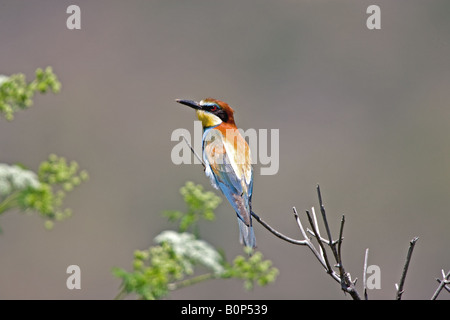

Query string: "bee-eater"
[176, 98, 256, 248]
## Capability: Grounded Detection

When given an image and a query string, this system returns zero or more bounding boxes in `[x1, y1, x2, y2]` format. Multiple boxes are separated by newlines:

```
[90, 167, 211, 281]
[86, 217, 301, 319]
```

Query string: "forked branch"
[252, 186, 360, 299]
[431, 270, 450, 300]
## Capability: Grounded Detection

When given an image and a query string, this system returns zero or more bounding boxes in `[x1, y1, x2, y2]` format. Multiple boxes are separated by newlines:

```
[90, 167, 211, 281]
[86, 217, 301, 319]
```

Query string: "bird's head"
[176, 98, 236, 128]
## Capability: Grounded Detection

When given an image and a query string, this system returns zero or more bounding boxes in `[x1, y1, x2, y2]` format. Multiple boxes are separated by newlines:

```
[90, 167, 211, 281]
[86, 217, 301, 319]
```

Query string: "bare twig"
[181, 134, 205, 169]
[250, 210, 308, 246]
[363, 248, 369, 300]
[255, 206, 342, 287]
[395, 237, 419, 300]
[436, 278, 450, 294]
[310, 207, 324, 260]
[292, 207, 333, 274]
[292, 207, 308, 240]
[306, 229, 339, 245]
[305, 209, 333, 274]
[254, 189, 361, 299]
[337, 215, 345, 266]
[431, 270, 450, 300]
[312, 187, 360, 299]
[317, 186, 339, 263]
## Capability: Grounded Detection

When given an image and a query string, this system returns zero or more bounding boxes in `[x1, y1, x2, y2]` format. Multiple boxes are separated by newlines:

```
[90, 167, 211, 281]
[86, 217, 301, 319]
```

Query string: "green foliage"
[38, 154, 89, 192]
[0, 67, 88, 230]
[0, 155, 89, 229]
[114, 182, 278, 300]
[0, 67, 61, 121]
[113, 242, 189, 300]
[113, 231, 225, 300]
[163, 181, 221, 232]
[224, 251, 279, 290]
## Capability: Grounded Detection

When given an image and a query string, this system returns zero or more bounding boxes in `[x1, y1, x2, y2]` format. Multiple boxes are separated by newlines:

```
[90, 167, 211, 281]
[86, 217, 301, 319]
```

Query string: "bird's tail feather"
[237, 217, 256, 249]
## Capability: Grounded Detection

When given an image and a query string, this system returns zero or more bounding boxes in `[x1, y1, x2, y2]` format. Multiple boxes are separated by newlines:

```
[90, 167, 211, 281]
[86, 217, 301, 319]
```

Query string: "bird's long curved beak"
[176, 99, 202, 110]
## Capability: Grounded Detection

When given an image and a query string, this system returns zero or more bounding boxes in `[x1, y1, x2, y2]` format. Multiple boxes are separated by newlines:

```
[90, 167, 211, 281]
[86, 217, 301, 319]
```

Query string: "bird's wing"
[203, 128, 253, 225]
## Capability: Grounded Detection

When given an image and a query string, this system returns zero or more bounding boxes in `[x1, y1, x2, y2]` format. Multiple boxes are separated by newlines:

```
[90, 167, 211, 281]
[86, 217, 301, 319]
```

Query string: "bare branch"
[292, 207, 308, 240]
[305, 209, 333, 274]
[310, 207, 324, 260]
[435, 279, 450, 294]
[306, 229, 339, 245]
[181, 134, 205, 169]
[313, 187, 360, 299]
[292, 207, 332, 274]
[363, 248, 369, 300]
[250, 210, 308, 246]
[431, 270, 450, 300]
[255, 188, 361, 299]
[316, 185, 339, 263]
[395, 237, 419, 300]
[337, 215, 345, 267]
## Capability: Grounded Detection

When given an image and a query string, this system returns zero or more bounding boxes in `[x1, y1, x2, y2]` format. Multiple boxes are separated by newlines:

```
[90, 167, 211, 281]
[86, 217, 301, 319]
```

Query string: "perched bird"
[176, 98, 256, 248]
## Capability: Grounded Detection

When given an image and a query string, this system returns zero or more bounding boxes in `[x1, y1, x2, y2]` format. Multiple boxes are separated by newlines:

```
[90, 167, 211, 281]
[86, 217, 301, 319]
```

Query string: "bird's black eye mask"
[205, 104, 228, 122]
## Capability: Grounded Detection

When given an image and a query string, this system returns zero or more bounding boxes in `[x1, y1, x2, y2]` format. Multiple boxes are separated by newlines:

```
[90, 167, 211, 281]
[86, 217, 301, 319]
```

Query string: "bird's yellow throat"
[196, 110, 222, 127]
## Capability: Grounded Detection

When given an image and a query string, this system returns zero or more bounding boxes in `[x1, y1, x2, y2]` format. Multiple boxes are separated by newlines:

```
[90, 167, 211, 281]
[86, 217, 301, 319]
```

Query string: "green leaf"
[113, 242, 190, 300]
[0, 67, 61, 121]
[164, 181, 222, 233]
[0, 155, 88, 227]
[224, 251, 279, 290]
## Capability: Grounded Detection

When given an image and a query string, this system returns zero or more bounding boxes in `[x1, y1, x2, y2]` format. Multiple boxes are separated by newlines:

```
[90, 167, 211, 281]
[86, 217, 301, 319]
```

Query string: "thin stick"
[431, 270, 450, 300]
[310, 207, 324, 261]
[316, 187, 357, 297]
[251, 211, 308, 246]
[292, 207, 309, 240]
[363, 248, 369, 300]
[306, 229, 335, 245]
[292, 207, 332, 274]
[395, 237, 419, 300]
[316, 185, 338, 261]
[306, 209, 333, 274]
[337, 215, 345, 268]
[181, 135, 205, 169]
[436, 278, 450, 294]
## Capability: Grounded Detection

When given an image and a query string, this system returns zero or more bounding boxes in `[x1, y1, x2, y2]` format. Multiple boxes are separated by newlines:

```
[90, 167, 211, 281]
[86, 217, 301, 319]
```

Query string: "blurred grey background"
[0, 0, 449, 299]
